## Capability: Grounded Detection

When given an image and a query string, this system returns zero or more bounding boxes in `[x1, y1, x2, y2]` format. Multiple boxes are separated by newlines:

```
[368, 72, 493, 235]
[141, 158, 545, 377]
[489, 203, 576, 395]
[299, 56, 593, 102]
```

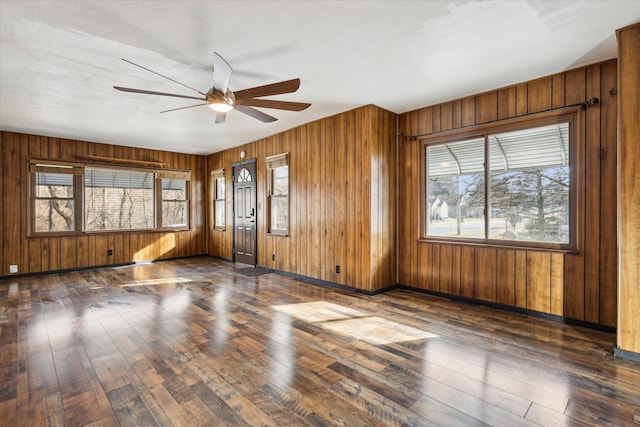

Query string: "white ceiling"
[1, 1, 639, 155]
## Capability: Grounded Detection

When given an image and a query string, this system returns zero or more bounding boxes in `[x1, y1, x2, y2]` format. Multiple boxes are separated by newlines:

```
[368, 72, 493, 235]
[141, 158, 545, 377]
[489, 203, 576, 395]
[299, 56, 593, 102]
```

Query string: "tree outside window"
[84, 167, 155, 231]
[161, 177, 189, 228]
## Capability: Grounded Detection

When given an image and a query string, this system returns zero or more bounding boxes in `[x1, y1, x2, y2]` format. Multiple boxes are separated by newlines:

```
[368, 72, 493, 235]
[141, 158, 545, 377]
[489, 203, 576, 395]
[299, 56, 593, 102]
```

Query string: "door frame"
[232, 158, 258, 265]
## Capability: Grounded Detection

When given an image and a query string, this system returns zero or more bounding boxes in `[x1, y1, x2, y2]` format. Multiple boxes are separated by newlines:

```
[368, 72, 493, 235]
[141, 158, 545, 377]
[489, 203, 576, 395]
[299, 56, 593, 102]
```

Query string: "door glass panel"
[238, 168, 252, 182]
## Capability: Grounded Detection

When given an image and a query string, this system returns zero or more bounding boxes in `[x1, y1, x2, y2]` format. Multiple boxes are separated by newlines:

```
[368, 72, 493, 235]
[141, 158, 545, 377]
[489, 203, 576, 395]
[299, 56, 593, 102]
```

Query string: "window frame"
[266, 153, 289, 236]
[84, 165, 157, 232]
[157, 170, 191, 230]
[28, 159, 192, 236]
[29, 161, 84, 236]
[211, 169, 226, 231]
[420, 110, 580, 252]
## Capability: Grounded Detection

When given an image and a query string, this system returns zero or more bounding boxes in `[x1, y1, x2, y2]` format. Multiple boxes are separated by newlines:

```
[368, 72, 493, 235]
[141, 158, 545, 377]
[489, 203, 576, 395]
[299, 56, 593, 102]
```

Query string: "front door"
[233, 160, 257, 265]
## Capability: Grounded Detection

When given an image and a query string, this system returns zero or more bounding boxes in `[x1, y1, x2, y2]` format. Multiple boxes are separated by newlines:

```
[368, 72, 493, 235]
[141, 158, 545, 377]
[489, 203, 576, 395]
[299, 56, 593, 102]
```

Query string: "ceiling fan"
[114, 52, 311, 123]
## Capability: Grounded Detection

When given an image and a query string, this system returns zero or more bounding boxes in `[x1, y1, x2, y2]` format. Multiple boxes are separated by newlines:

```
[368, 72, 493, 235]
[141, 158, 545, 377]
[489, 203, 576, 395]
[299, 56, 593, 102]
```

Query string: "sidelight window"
[212, 169, 226, 230]
[266, 153, 289, 235]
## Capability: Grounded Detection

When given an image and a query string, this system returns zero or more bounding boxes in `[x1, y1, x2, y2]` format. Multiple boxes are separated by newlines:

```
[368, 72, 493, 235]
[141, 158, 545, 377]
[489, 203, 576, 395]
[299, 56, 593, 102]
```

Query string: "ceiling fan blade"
[233, 78, 301, 102]
[215, 112, 227, 124]
[160, 103, 209, 113]
[235, 105, 278, 123]
[213, 52, 233, 95]
[114, 86, 207, 101]
[238, 98, 311, 111]
[121, 59, 207, 96]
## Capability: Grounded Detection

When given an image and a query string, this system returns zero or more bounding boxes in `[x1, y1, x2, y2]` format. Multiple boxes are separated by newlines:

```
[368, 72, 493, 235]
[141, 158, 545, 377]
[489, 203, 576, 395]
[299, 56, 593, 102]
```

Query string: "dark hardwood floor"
[1, 257, 638, 426]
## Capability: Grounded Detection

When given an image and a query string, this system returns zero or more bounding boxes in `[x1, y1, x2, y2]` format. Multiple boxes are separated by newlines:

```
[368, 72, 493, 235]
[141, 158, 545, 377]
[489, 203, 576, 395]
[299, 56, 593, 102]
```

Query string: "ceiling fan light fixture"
[115, 53, 309, 123]
[209, 102, 233, 113]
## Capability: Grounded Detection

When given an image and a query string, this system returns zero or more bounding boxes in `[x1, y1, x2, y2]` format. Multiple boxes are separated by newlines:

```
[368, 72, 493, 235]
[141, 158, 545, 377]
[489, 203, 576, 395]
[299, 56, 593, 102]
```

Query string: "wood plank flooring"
[1, 257, 638, 426]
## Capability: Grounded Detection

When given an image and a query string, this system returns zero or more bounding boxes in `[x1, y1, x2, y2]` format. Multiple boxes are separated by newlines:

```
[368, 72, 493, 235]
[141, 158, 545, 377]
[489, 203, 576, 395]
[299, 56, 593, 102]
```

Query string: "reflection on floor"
[0, 256, 638, 426]
[274, 301, 438, 345]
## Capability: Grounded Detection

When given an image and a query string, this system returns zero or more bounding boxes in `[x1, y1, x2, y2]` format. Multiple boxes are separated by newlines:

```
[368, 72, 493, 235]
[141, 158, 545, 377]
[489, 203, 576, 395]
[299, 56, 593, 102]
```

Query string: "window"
[425, 116, 574, 248]
[29, 162, 82, 234]
[85, 167, 155, 231]
[159, 171, 190, 228]
[30, 160, 192, 235]
[266, 153, 289, 234]
[212, 169, 225, 230]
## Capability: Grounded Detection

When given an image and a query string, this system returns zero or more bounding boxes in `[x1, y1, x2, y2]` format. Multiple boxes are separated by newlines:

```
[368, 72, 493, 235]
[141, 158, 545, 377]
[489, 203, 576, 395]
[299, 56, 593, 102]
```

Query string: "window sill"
[28, 228, 193, 237]
[267, 231, 289, 237]
[417, 237, 578, 254]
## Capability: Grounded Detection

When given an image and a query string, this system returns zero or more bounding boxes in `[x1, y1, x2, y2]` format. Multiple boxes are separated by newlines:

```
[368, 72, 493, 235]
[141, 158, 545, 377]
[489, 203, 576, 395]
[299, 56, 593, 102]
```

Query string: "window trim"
[420, 110, 581, 252]
[266, 153, 289, 236]
[28, 159, 192, 236]
[211, 169, 226, 231]
[157, 170, 191, 230]
[84, 165, 157, 232]
[29, 160, 84, 237]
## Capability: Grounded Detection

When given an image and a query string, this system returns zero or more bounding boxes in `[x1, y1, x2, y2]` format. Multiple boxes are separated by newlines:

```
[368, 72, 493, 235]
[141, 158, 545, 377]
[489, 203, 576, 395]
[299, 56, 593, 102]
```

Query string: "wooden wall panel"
[496, 250, 516, 306]
[584, 64, 602, 324]
[563, 65, 587, 321]
[416, 242, 431, 291]
[3, 133, 22, 275]
[526, 252, 551, 313]
[551, 74, 565, 109]
[516, 83, 528, 116]
[369, 106, 397, 291]
[459, 246, 475, 298]
[515, 251, 528, 309]
[20, 137, 30, 274]
[206, 105, 397, 291]
[476, 92, 497, 124]
[497, 87, 516, 120]
[617, 23, 640, 354]
[397, 115, 412, 286]
[0, 134, 3, 275]
[440, 102, 453, 132]
[430, 243, 440, 292]
[439, 242, 453, 294]
[527, 76, 552, 113]
[432, 105, 441, 133]
[334, 113, 346, 285]
[598, 59, 618, 327]
[461, 97, 475, 127]
[397, 60, 618, 326]
[0, 131, 206, 277]
[475, 247, 496, 303]
[550, 253, 564, 316]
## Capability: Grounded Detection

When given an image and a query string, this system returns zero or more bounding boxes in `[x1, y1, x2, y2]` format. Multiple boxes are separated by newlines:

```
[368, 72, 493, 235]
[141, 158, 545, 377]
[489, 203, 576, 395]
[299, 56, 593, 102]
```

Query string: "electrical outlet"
[336, 265, 340, 274]
[108, 249, 113, 256]
[9, 265, 18, 273]
[272, 254, 275, 261]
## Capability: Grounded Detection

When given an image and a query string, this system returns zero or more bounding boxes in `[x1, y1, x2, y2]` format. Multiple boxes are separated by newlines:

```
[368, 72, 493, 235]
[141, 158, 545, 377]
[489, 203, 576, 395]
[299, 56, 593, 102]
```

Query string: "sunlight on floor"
[273, 301, 438, 345]
[119, 277, 194, 287]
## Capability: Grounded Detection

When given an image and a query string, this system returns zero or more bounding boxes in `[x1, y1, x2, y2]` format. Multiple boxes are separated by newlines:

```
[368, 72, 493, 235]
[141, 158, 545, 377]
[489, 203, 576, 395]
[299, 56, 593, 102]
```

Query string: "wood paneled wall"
[616, 23, 640, 354]
[207, 105, 397, 292]
[0, 132, 207, 277]
[397, 60, 618, 327]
